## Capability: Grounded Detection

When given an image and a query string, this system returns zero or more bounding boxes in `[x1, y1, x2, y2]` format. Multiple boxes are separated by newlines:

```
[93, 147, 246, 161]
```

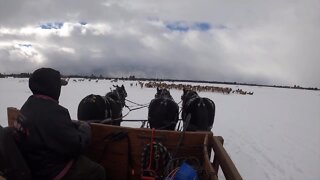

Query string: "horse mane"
[181, 89, 199, 107]
[106, 90, 119, 101]
[105, 85, 127, 104]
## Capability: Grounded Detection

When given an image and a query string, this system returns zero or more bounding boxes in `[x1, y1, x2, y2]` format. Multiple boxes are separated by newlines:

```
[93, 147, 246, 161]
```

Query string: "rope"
[164, 114, 191, 175]
[140, 120, 147, 128]
[148, 128, 155, 169]
[124, 99, 149, 113]
[165, 167, 180, 180]
[174, 114, 191, 157]
[176, 119, 183, 131]
[99, 110, 130, 124]
[178, 106, 183, 116]
[126, 104, 149, 111]
[95, 98, 149, 125]
[141, 128, 172, 179]
[177, 100, 182, 105]
[125, 99, 149, 107]
[141, 128, 156, 179]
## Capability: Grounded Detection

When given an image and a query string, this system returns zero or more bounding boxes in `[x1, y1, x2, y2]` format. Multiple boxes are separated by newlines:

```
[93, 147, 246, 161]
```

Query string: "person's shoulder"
[51, 103, 71, 119]
[56, 104, 69, 114]
[38, 101, 69, 117]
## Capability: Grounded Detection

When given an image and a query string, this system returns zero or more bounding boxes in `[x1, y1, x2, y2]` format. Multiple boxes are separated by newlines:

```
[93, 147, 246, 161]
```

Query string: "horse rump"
[77, 94, 106, 121]
[182, 97, 215, 131]
[148, 98, 179, 130]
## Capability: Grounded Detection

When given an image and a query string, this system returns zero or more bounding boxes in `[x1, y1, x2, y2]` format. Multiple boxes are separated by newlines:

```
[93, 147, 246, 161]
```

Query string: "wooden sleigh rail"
[204, 135, 243, 180]
[7, 107, 242, 180]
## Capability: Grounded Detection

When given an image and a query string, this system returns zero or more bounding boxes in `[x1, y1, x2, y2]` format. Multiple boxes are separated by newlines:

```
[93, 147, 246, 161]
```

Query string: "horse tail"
[205, 98, 216, 129]
[165, 99, 179, 129]
[148, 98, 162, 129]
[193, 98, 210, 131]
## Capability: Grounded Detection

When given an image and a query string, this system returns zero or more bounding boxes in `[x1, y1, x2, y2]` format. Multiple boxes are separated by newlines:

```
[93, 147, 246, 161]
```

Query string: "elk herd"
[141, 81, 253, 95]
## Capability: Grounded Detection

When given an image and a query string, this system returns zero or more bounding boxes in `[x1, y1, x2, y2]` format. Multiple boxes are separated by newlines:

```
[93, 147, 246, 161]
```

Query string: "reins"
[96, 99, 149, 124]
[91, 89, 190, 129]
[125, 104, 149, 111]
[125, 99, 149, 107]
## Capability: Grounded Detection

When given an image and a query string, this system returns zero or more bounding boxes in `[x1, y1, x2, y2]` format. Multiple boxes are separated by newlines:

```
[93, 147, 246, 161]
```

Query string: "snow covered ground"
[0, 77, 319, 180]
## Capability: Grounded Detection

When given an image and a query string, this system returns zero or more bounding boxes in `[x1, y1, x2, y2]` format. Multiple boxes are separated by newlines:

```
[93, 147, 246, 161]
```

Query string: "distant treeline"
[0, 73, 318, 91]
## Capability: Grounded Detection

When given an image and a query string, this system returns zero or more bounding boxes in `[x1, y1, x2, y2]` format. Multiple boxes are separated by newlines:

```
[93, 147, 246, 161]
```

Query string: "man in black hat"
[15, 67, 105, 180]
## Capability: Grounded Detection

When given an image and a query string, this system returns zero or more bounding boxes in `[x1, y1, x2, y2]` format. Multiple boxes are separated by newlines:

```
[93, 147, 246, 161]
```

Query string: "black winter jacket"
[17, 95, 90, 180]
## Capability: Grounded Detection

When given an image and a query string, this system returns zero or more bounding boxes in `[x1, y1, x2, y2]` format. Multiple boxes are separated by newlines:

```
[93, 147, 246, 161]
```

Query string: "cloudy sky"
[0, 0, 319, 87]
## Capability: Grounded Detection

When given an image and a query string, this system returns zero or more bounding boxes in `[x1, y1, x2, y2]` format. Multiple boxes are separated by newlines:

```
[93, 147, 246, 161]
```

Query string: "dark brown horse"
[77, 85, 127, 126]
[148, 88, 179, 130]
[181, 89, 215, 131]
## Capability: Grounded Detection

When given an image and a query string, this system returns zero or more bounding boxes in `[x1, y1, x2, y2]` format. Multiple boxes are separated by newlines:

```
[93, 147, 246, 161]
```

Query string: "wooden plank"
[203, 134, 218, 180]
[87, 125, 129, 180]
[87, 123, 212, 180]
[213, 136, 224, 173]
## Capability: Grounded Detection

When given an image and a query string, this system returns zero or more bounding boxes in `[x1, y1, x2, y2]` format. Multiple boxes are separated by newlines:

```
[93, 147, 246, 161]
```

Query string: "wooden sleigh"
[5, 107, 242, 180]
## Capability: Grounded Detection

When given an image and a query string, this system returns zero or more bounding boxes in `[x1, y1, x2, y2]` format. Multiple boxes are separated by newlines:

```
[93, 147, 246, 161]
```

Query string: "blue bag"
[171, 162, 199, 180]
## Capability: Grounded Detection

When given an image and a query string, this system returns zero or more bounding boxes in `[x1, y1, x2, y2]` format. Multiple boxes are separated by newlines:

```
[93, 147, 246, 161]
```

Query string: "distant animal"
[148, 88, 179, 130]
[181, 89, 215, 131]
[77, 85, 127, 126]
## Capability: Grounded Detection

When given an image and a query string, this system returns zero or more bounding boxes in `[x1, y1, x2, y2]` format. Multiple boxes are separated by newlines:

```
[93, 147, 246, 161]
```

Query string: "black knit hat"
[29, 68, 67, 101]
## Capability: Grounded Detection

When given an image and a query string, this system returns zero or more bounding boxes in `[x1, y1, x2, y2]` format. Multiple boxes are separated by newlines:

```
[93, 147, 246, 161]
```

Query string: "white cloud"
[0, 0, 319, 87]
[86, 23, 112, 36]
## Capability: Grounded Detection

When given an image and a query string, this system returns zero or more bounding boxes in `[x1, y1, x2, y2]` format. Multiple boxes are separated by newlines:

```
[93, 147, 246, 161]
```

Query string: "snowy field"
[0, 77, 319, 180]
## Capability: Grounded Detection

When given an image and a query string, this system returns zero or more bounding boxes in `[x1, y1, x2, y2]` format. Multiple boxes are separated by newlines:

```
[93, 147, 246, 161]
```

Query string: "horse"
[77, 85, 127, 126]
[147, 88, 179, 130]
[181, 88, 215, 131]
